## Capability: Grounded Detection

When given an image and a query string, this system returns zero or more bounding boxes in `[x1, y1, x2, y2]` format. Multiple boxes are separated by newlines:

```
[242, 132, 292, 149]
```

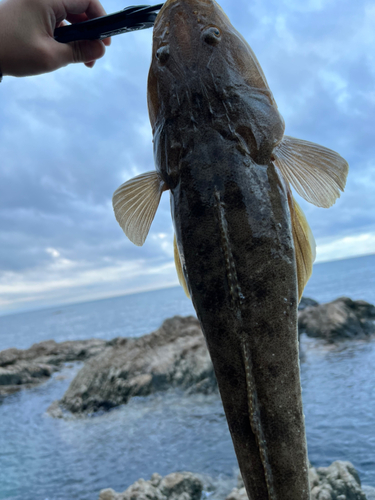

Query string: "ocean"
[0, 253, 374, 500]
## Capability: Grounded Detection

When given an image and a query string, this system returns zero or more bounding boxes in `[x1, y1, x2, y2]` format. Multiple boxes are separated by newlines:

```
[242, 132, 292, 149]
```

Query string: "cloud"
[0, 0, 374, 314]
[0, 247, 178, 313]
[316, 233, 375, 263]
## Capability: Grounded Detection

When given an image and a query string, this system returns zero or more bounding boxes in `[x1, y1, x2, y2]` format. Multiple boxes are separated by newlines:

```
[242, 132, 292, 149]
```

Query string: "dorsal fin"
[286, 185, 316, 301]
[273, 136, 349, 208]
[112, 171, 167, 246]
[173, 234, 190, 299]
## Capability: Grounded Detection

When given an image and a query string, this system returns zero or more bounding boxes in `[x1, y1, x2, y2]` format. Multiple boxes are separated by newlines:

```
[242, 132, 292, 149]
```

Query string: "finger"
[63, 0, 107, 19]
[53, 38, 105, 67]
[65, 13, 89, 24]
[60, 11, 111, 46]
[66, 12, 111, 45]
[84, 61, 96, 68]
[65, 8, 111, 46]
[70, 39, 105, 63]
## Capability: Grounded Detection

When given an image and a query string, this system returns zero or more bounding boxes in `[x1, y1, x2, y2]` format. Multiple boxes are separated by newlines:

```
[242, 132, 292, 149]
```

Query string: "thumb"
[55, 39, 106, 67]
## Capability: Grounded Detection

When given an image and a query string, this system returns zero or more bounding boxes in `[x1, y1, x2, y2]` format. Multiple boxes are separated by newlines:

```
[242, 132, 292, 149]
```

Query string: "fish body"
[112, 1, 349, 499]
[149, 2, 309, 498]
[171, 147, 309, 499]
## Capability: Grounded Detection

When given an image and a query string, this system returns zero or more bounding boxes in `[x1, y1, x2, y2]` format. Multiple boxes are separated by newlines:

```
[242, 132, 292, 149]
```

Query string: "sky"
[0, 0, 374, 315]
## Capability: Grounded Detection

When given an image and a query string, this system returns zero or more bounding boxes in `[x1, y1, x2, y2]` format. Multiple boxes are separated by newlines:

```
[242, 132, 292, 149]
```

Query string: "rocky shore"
[1, 296, 374, 498]
[48, 296, 374, 416]
[2, 296, 374, 410]
[0, 338, 110, 397]
[98, 462, 375, 500]
[48, 315, 216, 416]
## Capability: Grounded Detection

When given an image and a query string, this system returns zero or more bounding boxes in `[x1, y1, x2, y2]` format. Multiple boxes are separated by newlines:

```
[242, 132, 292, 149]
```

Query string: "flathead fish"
[112, 1, 349, 498]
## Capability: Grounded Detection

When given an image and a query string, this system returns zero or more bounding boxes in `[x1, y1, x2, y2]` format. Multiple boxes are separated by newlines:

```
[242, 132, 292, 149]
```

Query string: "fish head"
[147, 0, 285, 162]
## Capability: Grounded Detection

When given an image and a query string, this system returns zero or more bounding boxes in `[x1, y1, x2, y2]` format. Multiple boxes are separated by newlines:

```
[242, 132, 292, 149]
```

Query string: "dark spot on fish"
[267, 364, 279, 379]
[156, 45, 170, 65]
[203, 26, 221, 45]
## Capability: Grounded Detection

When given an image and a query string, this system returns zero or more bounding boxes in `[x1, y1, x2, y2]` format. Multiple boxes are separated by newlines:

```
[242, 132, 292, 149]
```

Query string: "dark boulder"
[299, 297, 319, 311]
[298, 297, 375, 342]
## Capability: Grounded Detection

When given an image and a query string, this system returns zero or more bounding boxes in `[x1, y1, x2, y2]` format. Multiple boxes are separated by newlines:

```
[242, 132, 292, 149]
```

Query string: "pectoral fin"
[174, 234, 191, 299]
[112, 171, 167, 246]
[273, 136, 348, 208]
[286, 185, 316, 300]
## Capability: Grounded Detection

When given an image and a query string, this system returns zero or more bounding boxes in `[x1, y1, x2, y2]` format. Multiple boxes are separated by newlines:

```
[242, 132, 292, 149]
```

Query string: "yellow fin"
[173, 234, 190, 299]
[273, 136, 349, 208]
[287, 187, 316, 301]
[112, 171, 167, 246]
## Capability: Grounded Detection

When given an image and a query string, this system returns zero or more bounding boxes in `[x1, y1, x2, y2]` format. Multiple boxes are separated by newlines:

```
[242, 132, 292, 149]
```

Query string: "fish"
[112, 1, 349, 498]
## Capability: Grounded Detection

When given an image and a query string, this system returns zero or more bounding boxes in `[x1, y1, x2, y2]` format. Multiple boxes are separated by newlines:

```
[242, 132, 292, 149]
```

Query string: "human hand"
[0, 0, 111, 78]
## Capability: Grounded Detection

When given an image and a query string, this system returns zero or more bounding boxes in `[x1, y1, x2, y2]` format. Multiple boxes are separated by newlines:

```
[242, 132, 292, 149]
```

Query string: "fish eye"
[203, 26, 221, 45]
[156, 45, 170, 64]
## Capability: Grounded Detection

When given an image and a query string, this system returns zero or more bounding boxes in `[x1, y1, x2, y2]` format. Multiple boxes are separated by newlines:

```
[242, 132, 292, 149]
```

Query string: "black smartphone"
[54, 3, 164, 43]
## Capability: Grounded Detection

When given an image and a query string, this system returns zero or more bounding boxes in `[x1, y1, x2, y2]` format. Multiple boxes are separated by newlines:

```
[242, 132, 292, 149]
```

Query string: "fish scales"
[112, 0, 348, 498]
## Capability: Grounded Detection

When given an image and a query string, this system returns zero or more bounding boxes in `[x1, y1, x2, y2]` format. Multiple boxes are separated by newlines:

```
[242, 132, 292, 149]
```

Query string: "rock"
[185, 376, 217, 395]
[159, 472, 203, 500]
[98, 472, 204, 500]
[309, 461, 367, 500]
[100, 463, 372, 500]
[46, 400, 65, 419]
[0, 338, 109, 397]
[225, 487, 248, 500]
[299, 297, 319, 311]
[55, 316, 216, 415]
[99, 489, 120, 500]
[227, 462, 367, 500]
[298, 297, 375, 342]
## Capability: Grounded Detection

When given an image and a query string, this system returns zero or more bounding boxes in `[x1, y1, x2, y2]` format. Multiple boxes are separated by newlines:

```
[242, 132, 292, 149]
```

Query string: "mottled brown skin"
[148, 1, 310, 498]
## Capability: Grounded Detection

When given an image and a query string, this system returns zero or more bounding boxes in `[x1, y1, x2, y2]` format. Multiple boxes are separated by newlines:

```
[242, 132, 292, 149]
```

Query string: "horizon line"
[0, 251, 374, 320]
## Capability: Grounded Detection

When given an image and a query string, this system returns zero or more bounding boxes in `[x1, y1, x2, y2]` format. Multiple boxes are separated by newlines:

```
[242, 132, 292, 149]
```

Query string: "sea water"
[0, 254, 374, 500]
